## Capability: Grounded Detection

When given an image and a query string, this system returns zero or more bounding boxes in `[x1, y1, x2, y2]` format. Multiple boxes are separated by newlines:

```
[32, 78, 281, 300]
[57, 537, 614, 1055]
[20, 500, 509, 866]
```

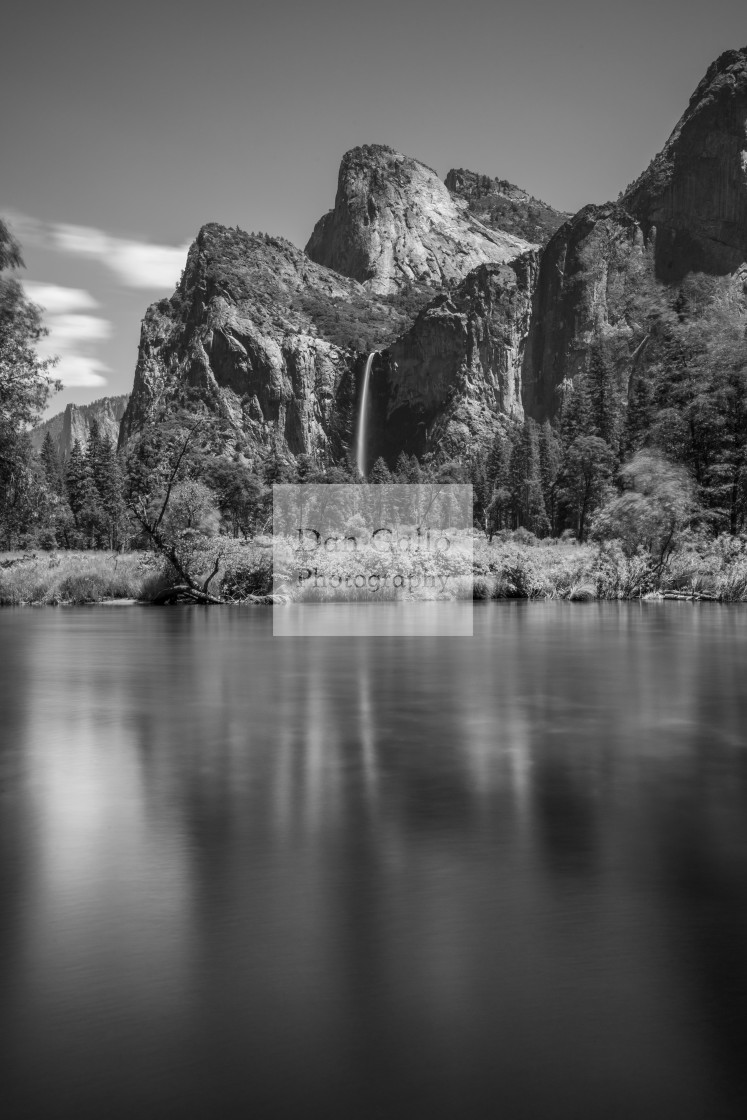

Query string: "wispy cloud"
[22, 281, 111, 388]
[23, 280, 100, 314]
[7, 213, 190, 389]
[7, 211, 189, 290]
[53, 223, 189, 288]
[48, 355, 110, 389]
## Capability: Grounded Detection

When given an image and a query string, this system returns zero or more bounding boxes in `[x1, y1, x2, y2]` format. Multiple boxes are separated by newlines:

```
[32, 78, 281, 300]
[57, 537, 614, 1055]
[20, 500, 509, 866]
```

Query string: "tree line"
[466, 271, 747, 546]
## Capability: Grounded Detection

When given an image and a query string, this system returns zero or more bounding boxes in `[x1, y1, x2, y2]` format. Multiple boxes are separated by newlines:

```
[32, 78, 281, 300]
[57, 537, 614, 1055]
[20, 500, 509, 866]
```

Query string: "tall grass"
[0, 552, 163, 605]
[472, 537, 747, 602]
[273, 536, 474, 603]
[2, 535, 746, 605]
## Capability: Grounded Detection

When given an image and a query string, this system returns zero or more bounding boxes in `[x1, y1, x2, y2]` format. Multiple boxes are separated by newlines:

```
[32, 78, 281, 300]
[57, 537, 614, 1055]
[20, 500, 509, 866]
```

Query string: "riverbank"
[0, 552, 168, 605]
[473, 537, 747, 602]
[2, 536, 746, 605]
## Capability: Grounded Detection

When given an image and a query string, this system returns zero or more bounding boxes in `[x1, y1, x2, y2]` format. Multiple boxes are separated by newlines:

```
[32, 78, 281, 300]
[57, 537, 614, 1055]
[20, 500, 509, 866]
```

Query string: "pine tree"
[86, 418, 103, 476]
[66, 440, 90, 517]
[508, 420, 549, 536]
[586, 340, 619, 448]
[40, 431, 63, 495]
[560, 375, 594, 448]
[407, 454, 423, 483]
[487, 427, 511, 491]
[484, 426, 514, 535]
[80, 420, 126, 548]
[297, 454, 321, 483]
[469, 450, 490, 530]
[65, 439, 97, 544]
[92, 434, 126, 548]
[622, 374, 654, 458]
[369, 457, 392, 484]
[557, 436, 614, 541]
[394, 451, 411, 482]
[538, 421, 562, 533]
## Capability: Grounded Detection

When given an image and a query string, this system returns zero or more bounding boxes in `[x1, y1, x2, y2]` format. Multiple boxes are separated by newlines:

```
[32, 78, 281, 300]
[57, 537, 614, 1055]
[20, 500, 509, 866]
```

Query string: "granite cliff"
[521, 204, 650, 419]
[305, 145, 534, 295]
[118, 224, 416, 461]
[32, 395, 130, 459]
[118, 46, 747, 465]
[366, 254, 538, 462]
[623, 47, 747, 281]
[522, 45, 747, 420]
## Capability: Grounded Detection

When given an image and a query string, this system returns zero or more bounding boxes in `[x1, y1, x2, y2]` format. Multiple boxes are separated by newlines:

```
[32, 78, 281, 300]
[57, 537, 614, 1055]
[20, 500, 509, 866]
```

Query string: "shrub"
[220, 551, 273, 600]
[139, 565, 178, 602]
[568, 584, 597, 602]
[57, 572, 110, 604]
[593, 452, 696, 573]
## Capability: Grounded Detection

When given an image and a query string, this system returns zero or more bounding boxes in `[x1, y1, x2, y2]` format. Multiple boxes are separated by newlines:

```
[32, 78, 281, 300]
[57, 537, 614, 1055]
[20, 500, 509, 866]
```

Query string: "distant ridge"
[31, 394, 130, 459]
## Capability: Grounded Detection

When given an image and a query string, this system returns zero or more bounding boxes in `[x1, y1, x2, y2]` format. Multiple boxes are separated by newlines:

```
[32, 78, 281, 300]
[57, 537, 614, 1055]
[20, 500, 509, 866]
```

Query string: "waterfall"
[355, 351, 376, 477]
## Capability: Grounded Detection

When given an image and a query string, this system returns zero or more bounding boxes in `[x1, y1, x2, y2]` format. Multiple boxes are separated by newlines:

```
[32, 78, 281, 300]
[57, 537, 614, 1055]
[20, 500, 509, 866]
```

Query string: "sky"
[2, 0, 746, 415]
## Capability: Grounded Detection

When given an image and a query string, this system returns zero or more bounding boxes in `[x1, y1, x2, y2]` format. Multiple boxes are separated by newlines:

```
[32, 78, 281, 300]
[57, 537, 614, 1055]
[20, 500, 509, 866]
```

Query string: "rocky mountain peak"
[623, 45, 747, 279]
[117, 45, 747, 468]
[118, 221, 425, 458]
[305, 144, 534, 295]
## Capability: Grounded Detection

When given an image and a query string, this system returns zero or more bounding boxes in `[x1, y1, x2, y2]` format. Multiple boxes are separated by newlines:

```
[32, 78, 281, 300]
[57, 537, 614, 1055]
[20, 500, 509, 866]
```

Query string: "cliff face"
[522, 47, 747, 420]
[119, 224, 416, 460]
[305, 145, 534, 295]
[521, 204, 650, 419]
[32, 395, 130, 458]
[623, 46, 747, 281]
[120, 47, 747, 465]
[445, 168, 570, 247]
[366, 253, 538, 461]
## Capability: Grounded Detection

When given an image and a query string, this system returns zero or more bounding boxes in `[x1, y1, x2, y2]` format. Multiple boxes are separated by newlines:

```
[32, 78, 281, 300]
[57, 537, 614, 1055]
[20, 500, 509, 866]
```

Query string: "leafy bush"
[592, 451, 696, 572]
[220, 552, 273, 600]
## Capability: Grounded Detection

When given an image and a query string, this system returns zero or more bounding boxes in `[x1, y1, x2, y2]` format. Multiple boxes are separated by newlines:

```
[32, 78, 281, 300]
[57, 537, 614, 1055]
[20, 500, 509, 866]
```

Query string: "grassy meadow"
[2, 533, 747, 606]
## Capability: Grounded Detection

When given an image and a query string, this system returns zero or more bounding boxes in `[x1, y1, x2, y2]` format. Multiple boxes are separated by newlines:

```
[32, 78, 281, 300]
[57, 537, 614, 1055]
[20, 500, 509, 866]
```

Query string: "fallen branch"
[150, 584, 224, 605]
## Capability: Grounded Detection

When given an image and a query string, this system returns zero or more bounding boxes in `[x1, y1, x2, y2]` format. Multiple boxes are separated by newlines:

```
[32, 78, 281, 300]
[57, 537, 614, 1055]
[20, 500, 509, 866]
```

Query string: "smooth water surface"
[1, 603, 746, 1119]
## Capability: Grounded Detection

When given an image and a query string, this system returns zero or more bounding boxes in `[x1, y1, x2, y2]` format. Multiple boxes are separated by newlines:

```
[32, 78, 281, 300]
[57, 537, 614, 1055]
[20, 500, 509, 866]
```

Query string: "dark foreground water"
[1, 604, 747, 1119]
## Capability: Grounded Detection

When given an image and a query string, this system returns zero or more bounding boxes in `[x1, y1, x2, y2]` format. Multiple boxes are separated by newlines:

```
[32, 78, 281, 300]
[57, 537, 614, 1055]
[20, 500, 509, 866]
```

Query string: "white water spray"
[355, 351, 376, 477]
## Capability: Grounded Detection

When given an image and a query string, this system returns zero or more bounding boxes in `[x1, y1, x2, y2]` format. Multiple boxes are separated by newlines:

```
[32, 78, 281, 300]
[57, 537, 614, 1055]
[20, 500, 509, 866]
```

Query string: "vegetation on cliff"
[445, 168, 570, 246]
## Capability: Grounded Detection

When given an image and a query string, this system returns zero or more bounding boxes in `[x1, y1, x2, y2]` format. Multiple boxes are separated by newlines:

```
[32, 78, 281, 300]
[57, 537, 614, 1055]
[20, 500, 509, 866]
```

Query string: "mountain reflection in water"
[1, 603, 746, 1119]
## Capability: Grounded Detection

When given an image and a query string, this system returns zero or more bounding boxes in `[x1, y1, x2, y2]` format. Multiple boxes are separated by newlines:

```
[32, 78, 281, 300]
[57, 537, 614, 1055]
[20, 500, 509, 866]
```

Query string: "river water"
[1, 604, 746, 1119]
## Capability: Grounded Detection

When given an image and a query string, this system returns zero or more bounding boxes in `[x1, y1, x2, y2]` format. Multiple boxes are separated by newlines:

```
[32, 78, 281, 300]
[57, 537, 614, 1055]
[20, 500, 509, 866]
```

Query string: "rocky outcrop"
[120, 47, 747, 464]
[522, 47, 747, 419]
[445, 168, 570, 246]
[305, 145, 534, 295]
[623, 46, 747, 281]
[365, 253, 538, 462]
[119, 224, 415, 462]
[521, 204, 650, 419]
[32, 395, 129, 458]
